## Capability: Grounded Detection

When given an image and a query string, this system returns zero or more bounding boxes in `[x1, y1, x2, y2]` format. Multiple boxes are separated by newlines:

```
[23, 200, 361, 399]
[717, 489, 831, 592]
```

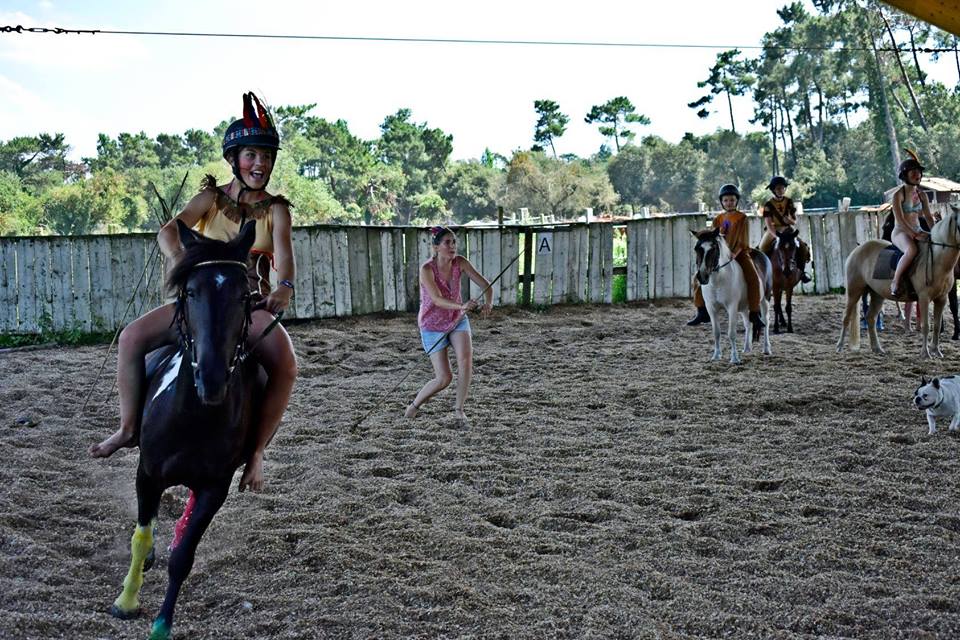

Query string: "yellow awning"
[882, 0, 960, 36]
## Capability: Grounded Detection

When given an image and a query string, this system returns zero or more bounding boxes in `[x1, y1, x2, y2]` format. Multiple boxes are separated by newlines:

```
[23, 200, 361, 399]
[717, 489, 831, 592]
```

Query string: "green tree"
[502, 151, 614, 219]
[585, 97, 650, 152]
[154, 133, 193, 169]
[0, 133, 72, 194]
[0, 172, 42, 235]
[374, 109, 453, 223]
[532, 100, 569, 159]
[41, 169, 145, 235]
[440, 160, 500, 223]
[688, 49, 756, 133]
[184, 128, 221, 165]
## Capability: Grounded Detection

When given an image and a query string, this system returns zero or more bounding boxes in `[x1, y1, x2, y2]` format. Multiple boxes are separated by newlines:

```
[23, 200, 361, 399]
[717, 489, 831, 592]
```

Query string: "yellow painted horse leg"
[110, 520, 156, 618]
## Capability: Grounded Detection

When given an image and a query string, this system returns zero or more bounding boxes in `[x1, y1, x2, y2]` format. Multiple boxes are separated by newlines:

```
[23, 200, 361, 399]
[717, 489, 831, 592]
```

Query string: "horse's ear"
[176, 219, 204, 249]
[690, 229, 699, 238]
[933, 377, 941, 389]
[233, 220, 257, 258]
[921, 375, 928, 386]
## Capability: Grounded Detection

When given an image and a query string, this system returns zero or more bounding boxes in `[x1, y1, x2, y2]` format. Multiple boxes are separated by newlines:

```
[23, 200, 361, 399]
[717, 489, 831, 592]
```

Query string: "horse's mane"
[165, 236, 247, 296]
[931, 206, 960, 244]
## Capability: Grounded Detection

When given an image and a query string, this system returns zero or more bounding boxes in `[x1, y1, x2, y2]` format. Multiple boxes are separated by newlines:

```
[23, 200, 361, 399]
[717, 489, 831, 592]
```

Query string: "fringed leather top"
[195, 175, 293, 298]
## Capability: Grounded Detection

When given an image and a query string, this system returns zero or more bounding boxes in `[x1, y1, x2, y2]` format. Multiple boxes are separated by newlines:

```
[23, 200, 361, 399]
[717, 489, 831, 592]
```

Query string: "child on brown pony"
[758, 175, 812, 284]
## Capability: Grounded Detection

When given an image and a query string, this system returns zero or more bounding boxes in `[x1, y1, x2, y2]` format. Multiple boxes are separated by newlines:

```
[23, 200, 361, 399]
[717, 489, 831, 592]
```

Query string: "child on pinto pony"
[89, 92, 298, 493]
[687, 184, 765, 333]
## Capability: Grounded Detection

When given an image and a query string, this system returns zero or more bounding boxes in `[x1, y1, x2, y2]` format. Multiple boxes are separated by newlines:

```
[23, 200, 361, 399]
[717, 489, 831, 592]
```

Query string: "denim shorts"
[420, 317, 471, 354]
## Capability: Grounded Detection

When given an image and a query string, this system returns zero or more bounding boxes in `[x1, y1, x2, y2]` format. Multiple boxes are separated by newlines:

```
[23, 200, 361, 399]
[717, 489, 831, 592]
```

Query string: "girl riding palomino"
[89, 92, 298, 493]
[405, 226, 492, 423]
[758, 175, 812, 284]
[688, 184, 765, 333]
[890, 150, 936, 298]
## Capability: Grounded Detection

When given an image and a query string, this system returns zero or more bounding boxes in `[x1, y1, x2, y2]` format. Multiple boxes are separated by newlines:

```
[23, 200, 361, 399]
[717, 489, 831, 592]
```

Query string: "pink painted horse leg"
[170, 491, 196, 551]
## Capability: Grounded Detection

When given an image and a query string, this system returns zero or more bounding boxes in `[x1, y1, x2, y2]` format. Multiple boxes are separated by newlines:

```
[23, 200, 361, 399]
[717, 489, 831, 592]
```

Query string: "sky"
[0, 0, 957, 163]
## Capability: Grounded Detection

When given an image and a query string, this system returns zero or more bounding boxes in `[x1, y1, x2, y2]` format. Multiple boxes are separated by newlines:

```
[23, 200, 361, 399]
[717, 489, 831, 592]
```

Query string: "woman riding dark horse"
[97, 92, 298, 638]
[90, 91, 298, 493]
[108, 221, 265, 639]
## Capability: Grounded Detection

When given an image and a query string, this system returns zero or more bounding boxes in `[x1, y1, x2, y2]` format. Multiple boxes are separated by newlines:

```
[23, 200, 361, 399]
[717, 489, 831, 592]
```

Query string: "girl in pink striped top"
[406, 226, 493, 422]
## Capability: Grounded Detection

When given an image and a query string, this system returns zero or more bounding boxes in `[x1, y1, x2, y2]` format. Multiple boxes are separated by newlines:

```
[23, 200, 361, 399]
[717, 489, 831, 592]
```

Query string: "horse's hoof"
[109, 604, 140, 620]
[149, 616, 172, 640]
[143, 546, 156, 573]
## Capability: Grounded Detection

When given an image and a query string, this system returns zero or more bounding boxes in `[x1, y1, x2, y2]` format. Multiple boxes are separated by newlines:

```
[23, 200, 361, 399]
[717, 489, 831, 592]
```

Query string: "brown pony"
[837, 205, 960, 357]
[768, 228, 802, 333]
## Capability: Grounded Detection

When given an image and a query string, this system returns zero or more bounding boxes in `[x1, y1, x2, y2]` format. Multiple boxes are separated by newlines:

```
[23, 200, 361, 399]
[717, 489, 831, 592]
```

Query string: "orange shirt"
[712, 210, 750, 255]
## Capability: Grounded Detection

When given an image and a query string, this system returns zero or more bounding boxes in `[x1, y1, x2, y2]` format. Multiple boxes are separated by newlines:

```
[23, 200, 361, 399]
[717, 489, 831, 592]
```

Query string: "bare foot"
[453, 409, 468, 426]
[239, 453, 264, 493]
[404, 403, 419, 418]
[89, 428, 136, 458]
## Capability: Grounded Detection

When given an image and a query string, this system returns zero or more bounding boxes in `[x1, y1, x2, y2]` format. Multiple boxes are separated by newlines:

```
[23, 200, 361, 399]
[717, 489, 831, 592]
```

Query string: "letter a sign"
[537, 232, 553, 255]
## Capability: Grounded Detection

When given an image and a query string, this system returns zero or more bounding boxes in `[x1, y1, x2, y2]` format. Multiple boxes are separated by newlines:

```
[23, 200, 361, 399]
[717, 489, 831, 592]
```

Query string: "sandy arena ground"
[3, 294, 960, 639]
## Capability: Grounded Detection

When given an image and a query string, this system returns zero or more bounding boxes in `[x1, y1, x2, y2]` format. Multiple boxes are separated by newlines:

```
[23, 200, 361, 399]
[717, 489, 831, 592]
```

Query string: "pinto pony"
[107, 221, 265, 640]
[691, 228, 772, 364]
[838, 205, 960, 357]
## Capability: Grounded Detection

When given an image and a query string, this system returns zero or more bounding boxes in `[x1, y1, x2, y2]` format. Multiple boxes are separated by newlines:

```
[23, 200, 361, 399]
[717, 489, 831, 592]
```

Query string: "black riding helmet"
[897, 157, 924, 184]
[718, 183, 741, 202]
[767, 176, 789, 191]
[222, 92, 281, 195]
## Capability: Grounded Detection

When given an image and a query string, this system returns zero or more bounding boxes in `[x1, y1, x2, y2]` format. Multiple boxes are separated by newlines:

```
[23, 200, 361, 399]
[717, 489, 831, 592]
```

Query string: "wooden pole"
[522, 227, 533, 306]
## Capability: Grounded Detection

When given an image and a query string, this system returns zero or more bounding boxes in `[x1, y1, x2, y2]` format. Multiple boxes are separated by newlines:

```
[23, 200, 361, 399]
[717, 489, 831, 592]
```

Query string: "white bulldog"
[914, 375, 960, 435]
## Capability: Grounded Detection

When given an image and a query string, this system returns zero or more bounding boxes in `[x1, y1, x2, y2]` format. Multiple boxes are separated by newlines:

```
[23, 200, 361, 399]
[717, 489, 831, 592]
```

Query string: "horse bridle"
[774, 235, 799, 277]
[173, 260, 252, 380]
[696, 238, 733, 283]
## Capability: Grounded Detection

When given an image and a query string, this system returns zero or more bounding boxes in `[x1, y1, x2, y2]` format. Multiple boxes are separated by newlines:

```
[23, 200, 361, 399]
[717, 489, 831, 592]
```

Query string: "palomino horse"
[768, 227, 802, 333]
[691, 228, 772, 364]
[838, 205, 960, 357]
[107, 220, 265, 639]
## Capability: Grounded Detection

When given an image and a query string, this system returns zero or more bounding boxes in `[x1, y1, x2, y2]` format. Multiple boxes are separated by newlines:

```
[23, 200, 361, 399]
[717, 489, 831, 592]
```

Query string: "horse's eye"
[185, 288, 196, 298]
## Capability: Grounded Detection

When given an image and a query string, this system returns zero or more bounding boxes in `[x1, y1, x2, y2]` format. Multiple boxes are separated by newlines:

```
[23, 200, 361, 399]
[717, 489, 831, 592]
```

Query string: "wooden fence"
[0, 211, 888, 334]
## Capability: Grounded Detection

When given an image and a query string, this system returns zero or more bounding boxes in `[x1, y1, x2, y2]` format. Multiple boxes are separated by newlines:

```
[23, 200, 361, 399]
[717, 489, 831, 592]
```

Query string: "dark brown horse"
[106, 221, 265, 640]
[768, 228, 802, 333]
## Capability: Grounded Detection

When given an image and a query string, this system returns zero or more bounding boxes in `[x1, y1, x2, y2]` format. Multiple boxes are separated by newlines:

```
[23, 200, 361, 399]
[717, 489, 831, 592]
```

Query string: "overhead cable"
[2, 24, 957, 53]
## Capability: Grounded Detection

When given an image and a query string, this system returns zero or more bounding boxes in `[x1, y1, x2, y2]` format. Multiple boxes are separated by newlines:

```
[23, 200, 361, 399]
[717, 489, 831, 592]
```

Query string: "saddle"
[872, 245, 919, 301]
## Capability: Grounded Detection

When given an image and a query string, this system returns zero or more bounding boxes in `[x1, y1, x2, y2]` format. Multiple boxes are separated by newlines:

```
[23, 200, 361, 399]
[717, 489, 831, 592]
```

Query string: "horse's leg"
[761, 296, 772, 355]
[866, 293, 886, 355]
[150, 484, 229, 640]
[169, 490, 197, 552]
[709, 305, 722, 361]
[729, 310, 742, 365]
[785, 283, 794, 333]
[932, 296, 946, 358]
[950, 281, 959, 340]
[773, 284, 783, 334]
[110, 465, 163, 619]
[838, 288, 862, 353]
[919, 294, 931, 358]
